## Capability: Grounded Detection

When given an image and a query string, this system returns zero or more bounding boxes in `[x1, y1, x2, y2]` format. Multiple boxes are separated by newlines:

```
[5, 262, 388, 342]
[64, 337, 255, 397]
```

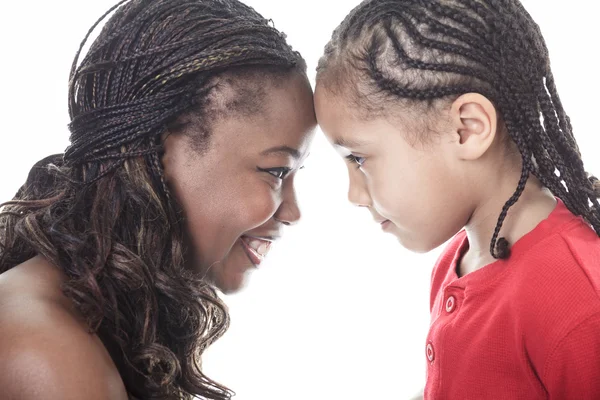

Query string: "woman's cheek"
[237, 185, 279, 227]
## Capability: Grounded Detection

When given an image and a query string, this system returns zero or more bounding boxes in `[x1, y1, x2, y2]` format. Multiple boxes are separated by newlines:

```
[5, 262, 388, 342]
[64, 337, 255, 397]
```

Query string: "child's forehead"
[332, 135, 374, 149]
[317, 91, 429, 131]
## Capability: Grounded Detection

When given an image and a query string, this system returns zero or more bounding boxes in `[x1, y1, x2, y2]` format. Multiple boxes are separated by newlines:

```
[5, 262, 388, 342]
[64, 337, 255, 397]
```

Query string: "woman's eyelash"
[345, 154, 366, 167]
[258, 167, 291, 180]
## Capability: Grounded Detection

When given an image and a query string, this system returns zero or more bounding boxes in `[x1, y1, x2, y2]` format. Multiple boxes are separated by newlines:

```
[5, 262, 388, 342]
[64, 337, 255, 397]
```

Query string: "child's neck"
[459, 177, 557, 277]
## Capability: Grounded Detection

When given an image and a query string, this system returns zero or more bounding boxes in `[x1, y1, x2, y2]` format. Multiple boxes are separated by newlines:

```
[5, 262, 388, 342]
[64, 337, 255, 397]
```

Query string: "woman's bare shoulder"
[0, 258, 128, 400]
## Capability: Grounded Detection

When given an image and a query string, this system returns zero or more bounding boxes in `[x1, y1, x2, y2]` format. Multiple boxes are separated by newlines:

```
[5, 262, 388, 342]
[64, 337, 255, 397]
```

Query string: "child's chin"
[395, 233, 438, 254]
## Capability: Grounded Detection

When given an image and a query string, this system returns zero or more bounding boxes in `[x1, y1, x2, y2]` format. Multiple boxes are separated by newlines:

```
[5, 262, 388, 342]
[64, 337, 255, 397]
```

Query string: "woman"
[0, 0, 316, 399]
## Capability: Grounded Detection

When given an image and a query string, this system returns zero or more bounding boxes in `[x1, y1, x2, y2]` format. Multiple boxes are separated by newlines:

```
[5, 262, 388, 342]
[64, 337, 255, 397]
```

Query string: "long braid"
[318, 0, 600, 259]
[1, 1, 305, 399]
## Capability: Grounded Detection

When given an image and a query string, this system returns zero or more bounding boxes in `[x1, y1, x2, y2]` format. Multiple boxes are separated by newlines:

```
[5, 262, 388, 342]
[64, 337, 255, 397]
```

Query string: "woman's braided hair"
[317, 0, 600, 259]
[0, 0, 305, 399]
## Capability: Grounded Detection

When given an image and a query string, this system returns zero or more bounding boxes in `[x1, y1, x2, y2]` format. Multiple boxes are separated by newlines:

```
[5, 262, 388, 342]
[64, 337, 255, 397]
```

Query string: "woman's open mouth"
[240, 236, 273, 267]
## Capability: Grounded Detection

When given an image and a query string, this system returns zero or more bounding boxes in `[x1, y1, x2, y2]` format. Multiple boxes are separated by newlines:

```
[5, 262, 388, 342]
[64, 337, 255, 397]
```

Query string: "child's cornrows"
[317, 0, 600, 259]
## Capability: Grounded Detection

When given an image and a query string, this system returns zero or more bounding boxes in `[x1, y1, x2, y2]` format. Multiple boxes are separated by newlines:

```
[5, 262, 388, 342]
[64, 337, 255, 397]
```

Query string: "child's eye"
[258, 167, 291, 180]
[345, 154, 366, 168]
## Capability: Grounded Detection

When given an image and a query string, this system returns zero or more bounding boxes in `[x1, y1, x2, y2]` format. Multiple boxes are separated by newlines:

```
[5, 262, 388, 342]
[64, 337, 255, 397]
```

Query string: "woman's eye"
[259, 167, 291, 180]
[346, 154, 366, 167]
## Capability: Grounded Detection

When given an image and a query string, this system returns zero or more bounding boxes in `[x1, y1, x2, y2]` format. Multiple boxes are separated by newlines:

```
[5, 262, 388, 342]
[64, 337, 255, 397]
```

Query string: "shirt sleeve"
[543, 311, 600, 399]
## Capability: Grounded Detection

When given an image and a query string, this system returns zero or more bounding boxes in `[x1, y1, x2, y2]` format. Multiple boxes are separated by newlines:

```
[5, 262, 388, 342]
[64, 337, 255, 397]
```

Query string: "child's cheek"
[369, 166, 408, 218]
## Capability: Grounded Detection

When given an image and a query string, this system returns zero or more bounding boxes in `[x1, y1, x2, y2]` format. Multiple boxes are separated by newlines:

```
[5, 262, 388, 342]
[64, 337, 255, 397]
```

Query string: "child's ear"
[449, 93, 498, 161]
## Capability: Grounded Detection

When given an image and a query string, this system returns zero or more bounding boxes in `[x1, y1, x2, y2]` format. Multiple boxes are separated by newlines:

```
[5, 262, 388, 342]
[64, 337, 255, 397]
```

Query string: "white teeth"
[256, 242, 269, 256]
[247, 239, 270, 257]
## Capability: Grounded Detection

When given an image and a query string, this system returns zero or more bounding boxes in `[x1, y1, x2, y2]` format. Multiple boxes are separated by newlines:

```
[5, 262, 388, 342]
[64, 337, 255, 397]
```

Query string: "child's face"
[315, 86, 475, 253]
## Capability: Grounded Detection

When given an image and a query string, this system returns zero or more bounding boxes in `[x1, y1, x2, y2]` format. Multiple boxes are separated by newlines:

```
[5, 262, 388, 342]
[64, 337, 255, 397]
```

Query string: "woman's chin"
[214, 268, 254, 295]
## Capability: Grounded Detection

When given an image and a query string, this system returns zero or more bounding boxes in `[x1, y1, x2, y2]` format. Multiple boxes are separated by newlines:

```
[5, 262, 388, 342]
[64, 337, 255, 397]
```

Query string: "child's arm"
[543, 311, 600, 398]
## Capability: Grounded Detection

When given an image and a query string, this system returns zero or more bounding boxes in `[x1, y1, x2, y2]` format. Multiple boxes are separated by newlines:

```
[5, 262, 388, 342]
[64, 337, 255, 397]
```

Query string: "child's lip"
[380, 220, 392, 230]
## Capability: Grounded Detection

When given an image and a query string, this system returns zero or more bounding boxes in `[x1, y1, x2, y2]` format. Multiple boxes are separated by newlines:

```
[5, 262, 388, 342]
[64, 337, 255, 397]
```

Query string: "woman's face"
[163, 72, 316, 293]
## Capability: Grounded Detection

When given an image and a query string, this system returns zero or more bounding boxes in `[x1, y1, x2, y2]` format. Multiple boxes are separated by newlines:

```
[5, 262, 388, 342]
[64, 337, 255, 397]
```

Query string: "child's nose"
[348, 171, 372, 207]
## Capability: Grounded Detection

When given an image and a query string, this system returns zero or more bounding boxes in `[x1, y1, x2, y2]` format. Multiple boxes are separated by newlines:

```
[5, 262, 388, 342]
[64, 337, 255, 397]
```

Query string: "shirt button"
[426, 342, 435, 362]
[445, 295, 456, 313]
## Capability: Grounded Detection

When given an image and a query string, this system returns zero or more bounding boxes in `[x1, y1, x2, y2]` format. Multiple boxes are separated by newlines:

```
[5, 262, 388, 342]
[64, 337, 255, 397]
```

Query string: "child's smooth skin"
[315, 91, 557, 277]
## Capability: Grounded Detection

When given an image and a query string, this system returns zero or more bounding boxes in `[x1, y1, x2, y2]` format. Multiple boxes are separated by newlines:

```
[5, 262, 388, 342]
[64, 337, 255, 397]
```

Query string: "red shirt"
[425, 200, 600, 399]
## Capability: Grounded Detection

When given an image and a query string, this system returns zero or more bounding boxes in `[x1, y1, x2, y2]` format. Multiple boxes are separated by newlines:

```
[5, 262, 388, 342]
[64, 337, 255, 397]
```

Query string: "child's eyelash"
[345, 154, 366, 167]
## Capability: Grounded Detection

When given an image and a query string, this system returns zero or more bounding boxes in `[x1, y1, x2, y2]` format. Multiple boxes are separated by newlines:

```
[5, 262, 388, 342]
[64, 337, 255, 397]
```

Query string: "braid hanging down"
[0, 1, 305, 399]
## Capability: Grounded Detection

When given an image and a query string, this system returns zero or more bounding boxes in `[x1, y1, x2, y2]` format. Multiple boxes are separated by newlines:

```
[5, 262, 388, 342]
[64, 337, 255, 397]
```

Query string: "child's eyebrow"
[334, 137, 370, 148]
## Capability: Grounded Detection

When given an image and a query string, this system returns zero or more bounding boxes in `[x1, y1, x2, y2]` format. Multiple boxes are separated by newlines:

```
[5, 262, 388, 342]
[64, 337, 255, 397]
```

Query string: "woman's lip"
[240, 237, 268, 267]
[381, 220, 392, 230]
[244, 234, 280, 242]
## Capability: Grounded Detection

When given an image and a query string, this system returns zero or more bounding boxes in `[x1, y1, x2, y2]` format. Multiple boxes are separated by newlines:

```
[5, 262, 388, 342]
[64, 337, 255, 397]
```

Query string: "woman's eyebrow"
[261, 146, 301, 159]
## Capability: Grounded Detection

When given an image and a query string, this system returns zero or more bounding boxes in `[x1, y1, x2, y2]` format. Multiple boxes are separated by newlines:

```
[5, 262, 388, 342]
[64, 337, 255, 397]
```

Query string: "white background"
[0, 1, 598, 399]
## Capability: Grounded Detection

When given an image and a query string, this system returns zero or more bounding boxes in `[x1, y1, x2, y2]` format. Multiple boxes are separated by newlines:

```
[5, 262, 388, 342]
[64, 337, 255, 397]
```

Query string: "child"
[315, 0, 600, 398]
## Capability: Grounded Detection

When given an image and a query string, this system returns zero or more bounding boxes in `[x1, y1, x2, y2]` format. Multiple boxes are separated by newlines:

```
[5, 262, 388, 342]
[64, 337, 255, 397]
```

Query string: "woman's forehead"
[195, 76, 315, 154]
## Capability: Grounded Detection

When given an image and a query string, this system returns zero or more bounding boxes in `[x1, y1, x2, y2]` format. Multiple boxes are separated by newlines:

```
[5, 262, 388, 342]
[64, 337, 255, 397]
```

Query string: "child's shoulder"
[516, 218, 600, 299]
[556, 218, 600, 287]
[509, 220, 600, 378]
[509, 220, 599, 342]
